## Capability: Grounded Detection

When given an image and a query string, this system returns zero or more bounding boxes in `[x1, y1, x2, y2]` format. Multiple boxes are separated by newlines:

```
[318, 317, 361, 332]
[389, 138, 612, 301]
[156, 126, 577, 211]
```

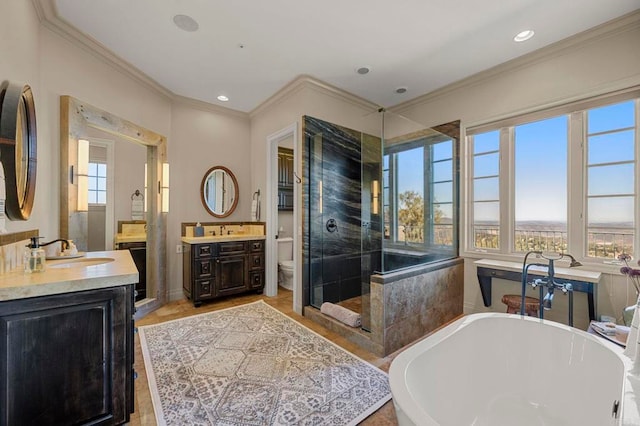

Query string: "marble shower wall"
[302, 116, 382, 308]
[370, 258, 464, 355]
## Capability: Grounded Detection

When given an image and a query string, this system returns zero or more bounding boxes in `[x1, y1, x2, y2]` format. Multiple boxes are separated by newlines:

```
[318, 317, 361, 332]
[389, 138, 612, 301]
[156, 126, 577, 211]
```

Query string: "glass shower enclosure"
[302, 113, 459, 331]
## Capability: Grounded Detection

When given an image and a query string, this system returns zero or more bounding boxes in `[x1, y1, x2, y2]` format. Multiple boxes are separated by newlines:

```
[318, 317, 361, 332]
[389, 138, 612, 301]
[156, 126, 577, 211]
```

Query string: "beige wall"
[167, 101, 251, 298]
[393, 16, 640, 324]
[0, 1, 44, 235]
[249, 79, 380, 221]
[1, 3, 253, 301]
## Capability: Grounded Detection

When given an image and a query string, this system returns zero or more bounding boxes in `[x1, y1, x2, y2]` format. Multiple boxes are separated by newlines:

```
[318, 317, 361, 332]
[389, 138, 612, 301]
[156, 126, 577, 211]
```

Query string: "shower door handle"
[326, 218, 338, 233]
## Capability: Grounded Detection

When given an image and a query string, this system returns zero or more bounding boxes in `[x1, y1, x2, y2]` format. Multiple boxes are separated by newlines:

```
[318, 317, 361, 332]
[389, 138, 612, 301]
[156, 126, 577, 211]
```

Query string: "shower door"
[305, 116, 365, 314]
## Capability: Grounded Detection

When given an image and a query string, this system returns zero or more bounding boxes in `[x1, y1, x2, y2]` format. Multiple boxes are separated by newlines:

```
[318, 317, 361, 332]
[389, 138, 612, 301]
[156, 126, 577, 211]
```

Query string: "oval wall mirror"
[200, 165, 238, 218]
[0, 81, 37, 220]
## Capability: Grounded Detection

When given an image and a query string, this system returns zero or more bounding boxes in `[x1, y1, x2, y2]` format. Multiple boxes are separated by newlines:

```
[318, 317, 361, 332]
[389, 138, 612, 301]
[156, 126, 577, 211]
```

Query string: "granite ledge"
[0, 250, 138, 301]
[371, 257, 463, 284]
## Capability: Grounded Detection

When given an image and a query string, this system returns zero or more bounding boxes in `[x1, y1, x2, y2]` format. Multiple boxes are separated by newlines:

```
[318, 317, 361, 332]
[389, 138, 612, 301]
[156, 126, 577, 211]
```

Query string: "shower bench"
[474, 258, 601, 321]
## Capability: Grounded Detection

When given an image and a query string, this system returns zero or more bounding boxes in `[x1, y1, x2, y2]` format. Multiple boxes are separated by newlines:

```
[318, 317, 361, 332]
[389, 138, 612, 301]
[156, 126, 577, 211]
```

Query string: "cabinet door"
[0, 286, 133, 425]
[217, 255, 247, 296]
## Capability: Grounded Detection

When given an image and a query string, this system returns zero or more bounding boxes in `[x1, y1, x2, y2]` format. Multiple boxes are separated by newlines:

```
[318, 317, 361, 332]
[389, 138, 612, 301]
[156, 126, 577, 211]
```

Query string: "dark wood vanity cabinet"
[183, 240, 265, 306]
[0, 285, 135, 425]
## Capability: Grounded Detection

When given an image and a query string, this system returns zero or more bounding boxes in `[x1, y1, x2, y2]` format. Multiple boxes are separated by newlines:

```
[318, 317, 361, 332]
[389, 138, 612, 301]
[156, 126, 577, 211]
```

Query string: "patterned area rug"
[139, 300, 391, 425]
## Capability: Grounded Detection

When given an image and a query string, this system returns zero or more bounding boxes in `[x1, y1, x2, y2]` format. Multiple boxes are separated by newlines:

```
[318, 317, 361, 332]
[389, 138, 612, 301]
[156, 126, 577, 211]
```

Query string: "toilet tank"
[276, 237, 293, 262]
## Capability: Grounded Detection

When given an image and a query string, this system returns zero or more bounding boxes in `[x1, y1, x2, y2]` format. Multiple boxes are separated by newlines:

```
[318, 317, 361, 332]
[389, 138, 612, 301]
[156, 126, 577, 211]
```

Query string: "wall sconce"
[144, 162, 169, 213]
[76, 139, 89, 212]
[162, 162, 169, 213]
[318, 180, 323, 214]
[371, 179, 380, 215]
[144, 163, 147, 213]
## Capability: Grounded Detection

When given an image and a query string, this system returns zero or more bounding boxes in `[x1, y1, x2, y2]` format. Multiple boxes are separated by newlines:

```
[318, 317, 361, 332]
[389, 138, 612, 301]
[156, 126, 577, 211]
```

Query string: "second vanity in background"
[181, 222, 266, 307]
[114, 221, 147, 302]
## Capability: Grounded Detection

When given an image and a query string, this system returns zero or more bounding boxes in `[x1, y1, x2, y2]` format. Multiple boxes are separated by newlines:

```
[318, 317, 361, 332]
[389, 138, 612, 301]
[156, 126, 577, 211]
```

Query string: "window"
[396, 146, 424, 243]
[432, 140, 454, 246]
[467, 93, 639, 260]
[586, 100, 636, 258]
[514, 116, 568, 252]
[88, 162, 107, 205]
[471, 130, 500, 249]
[384, 135, 455, 248]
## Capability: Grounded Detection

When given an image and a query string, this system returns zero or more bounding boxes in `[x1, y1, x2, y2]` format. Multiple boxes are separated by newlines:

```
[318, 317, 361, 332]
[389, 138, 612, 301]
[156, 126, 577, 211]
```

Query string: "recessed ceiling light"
[395, 86, 408, 94]
[356, 66, 371, 75]
[173, 14, 199, 32]
[217, 95, 229, 102]
[514, 29, 535, 42]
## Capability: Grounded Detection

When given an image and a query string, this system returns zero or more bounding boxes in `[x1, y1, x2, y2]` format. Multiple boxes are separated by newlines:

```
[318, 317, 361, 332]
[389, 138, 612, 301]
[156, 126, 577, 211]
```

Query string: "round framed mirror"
[200, 165, 238, 218]
[0, 81, 37, 220]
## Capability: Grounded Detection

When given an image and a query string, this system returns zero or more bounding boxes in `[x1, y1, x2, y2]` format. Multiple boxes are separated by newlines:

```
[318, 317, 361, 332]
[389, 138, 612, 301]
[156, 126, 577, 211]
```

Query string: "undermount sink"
[49, 257, 115, 269]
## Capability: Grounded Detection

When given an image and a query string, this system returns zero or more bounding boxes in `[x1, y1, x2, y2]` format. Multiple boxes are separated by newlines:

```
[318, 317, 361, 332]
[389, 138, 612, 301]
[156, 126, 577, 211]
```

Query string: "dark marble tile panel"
[340, 277, 362, 301]
[322, 282, 340, 304]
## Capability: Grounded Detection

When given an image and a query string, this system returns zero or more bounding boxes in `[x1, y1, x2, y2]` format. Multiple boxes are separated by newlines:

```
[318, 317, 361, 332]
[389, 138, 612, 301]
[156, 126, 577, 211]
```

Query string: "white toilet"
[277, 237, 294, 291]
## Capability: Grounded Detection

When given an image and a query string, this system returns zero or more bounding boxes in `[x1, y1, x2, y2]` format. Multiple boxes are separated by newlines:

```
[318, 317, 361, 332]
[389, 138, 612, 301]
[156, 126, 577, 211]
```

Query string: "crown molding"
[32, 0, 173, 101]
[390, 9, 640, 115]
[172, 95, 250, 120]
[249, 74, 379, 119]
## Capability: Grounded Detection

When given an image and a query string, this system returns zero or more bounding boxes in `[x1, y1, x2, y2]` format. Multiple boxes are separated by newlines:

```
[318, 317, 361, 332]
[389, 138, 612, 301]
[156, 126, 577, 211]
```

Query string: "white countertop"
[474, 258, 601, 283]
[181, 234, 266, 244]
[0, 250, 138, 301]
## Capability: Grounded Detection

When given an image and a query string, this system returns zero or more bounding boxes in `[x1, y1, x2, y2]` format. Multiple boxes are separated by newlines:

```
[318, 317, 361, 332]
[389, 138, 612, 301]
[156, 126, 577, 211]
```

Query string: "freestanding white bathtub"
[389, 313, 628, 426]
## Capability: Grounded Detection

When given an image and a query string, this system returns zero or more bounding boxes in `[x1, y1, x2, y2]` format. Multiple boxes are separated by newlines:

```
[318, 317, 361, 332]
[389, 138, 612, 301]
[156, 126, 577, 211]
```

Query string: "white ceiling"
[53, 0, 639, 113]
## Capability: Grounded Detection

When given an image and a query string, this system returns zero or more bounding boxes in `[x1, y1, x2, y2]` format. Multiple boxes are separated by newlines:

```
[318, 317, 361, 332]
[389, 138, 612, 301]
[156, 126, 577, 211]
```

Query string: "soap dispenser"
[24, 237, 46, 273]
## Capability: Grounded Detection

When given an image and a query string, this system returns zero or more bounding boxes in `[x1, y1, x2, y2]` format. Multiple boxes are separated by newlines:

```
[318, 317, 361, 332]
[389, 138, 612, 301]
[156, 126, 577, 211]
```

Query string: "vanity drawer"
[249, 253, 264, 270]
[250, 240, 264, 252]
[218, 241, 246, 256]
[195, 279, 215, 299]
[194, 243, 216, 258]
[194, 259, 214, 278]
[249, 271, 264, 290]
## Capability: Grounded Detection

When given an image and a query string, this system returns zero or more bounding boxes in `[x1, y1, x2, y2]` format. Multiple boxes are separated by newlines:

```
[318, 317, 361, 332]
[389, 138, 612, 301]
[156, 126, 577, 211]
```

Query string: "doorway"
[266, 123, 301, 314]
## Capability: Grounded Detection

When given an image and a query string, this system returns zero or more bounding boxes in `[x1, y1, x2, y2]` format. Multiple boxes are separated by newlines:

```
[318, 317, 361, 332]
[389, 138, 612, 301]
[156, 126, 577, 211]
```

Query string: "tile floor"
[130, 289, 399, 425]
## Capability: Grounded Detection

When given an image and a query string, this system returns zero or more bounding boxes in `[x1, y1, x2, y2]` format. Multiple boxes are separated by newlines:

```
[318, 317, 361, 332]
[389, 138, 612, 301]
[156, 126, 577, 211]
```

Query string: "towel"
[320, 302, 361, 328]
[131, 200, 144, 220]
[591, 321, 617, 336]
[251, 200, 259, 221]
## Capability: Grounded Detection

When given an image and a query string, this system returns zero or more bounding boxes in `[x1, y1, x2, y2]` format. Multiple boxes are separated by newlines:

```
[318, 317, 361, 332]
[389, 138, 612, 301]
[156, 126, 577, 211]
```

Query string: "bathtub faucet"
[521, 251, 581, 326]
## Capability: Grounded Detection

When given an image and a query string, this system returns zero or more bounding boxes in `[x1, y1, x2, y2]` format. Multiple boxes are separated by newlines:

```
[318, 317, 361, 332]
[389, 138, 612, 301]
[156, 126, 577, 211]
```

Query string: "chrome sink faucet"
[219, 225, 226, 236]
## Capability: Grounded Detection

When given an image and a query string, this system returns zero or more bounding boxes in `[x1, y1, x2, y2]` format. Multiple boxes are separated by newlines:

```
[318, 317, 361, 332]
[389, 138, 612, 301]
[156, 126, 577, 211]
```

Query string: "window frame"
[384, 133, 455, 250]
[465, 88, 640, 264]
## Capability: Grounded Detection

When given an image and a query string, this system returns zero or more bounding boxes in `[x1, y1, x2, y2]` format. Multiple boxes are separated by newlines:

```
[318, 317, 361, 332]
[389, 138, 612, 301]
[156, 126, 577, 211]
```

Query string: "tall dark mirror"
[0, 81, 37, 220]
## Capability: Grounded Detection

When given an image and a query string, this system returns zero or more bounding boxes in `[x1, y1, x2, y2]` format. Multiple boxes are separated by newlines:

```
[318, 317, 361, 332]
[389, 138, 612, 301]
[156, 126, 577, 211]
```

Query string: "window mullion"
[466, 135, 475, 252]
[636, 98, 640, 260]
[568, 111, 585, 258]
[501, 127, 512, 254]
